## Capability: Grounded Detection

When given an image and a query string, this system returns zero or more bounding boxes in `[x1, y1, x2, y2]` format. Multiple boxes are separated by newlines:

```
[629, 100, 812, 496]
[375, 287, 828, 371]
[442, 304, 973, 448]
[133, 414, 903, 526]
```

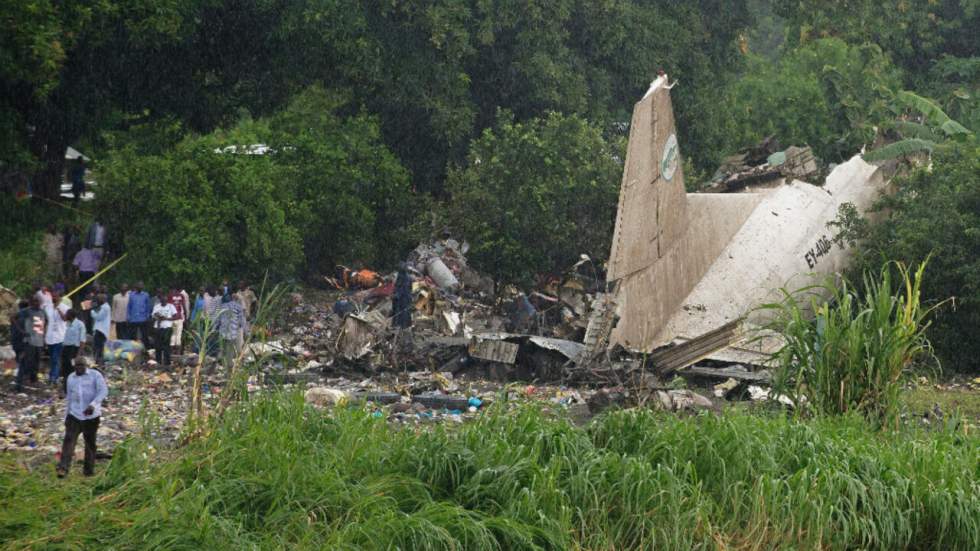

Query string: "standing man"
[235, 281, 258, 320]
[69, 158, 86, 204]
[151, 289, 178, 366]
[85, 219, 106, 252]
[91, 294, 110, 365]
[57, 357, 107, 478]
[72, 247, 102, 292]
[126, 282, 151, 345]
[16, 297, 46, 391]
[9, 300, 28, 388]
[61, 310, 86, 391]
[392, 264, 414, 329]
[111, 283, 129, 340]
[34, 282, 53, 308]
[167, 286, 189, 355]
[43, 225, 64, 279]
[216, 294, 246, 371]
[44, 290, 69, 385]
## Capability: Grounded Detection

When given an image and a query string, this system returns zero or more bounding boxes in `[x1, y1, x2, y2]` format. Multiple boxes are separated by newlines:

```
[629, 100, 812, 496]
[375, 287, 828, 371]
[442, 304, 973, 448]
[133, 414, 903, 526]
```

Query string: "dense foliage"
[838, 142, 980, 372]
[447, 112, 622, 283]
[1, 0, 752, 198]
[95, 88, 419, 286]
[726, 38, 900, 163]
[2, 396, 977, 549]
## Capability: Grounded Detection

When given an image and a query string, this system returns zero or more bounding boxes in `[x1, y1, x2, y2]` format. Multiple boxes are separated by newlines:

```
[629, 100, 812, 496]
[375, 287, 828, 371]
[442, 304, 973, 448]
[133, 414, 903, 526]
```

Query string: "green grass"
[904, 385, 980, 421]
[2, 394, 978, 550]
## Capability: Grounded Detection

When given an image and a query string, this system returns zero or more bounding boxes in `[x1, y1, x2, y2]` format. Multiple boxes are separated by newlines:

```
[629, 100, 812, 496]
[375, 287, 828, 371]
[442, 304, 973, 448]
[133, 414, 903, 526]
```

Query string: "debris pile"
[1, 233, 784, 457]
[705, 137, 820, 193]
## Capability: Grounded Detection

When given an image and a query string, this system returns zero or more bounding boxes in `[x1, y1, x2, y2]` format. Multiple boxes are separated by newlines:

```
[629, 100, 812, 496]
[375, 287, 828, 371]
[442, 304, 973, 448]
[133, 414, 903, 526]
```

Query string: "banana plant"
[863, 91, 973, 162]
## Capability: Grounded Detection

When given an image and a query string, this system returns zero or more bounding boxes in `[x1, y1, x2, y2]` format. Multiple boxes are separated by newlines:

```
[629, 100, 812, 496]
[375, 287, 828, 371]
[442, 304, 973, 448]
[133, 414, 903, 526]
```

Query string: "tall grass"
[2, 395, 977, 550]
[759, 261, 939, 424]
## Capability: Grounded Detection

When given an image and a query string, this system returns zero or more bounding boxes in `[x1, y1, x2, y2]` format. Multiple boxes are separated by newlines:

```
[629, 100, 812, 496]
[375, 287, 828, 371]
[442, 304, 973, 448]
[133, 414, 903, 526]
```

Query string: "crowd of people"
[8, 278, 259, 393]
[8, 276, 258, 478]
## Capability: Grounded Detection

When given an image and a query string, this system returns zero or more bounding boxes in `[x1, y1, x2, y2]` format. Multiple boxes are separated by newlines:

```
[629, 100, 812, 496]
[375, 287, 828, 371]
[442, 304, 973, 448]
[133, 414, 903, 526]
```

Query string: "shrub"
[725, 38, 900, 163]
[93, 87, 420, 288]
[446, 111, 622, 284]
[758, 261, 938, 424]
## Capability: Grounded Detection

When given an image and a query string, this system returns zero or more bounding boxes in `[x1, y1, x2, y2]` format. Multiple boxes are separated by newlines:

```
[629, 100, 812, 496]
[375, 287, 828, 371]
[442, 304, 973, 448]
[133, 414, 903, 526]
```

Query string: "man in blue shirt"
[57, 357, 107, 477]
[126, 281, 151, 345]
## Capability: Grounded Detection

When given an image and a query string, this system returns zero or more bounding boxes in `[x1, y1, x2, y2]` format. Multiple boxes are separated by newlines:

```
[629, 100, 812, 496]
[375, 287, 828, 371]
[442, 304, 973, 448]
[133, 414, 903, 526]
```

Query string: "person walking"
[126, 282, 151, 345]
[151, 289, 178, 366]
[111, 283, 129, 339]
[61, 310, 86, 392]
[44, 290, 69, 385]
[91, 294, 110, 364]
[57, 357, 107, 478]
[16, 297, 47, 391]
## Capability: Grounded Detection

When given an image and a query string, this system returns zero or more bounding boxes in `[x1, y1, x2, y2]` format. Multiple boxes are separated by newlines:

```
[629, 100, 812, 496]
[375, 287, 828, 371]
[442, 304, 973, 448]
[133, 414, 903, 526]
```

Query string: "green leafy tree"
[774, 0, 980, 76]
[267, 87, 422, 273]
[0, 0, 207, 198]
[94, 88, 418, 286]
[725, 38, 901, 163]
[447, 112, 622, 283]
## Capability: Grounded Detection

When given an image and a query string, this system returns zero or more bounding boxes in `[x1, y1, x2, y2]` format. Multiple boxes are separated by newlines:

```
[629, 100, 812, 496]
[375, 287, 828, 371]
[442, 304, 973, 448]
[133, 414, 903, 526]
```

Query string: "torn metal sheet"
[469, 339, 519, 364]
[527, 337, 585, 362]
[337, 315, 378, 360]
[470, 332, 585, 363]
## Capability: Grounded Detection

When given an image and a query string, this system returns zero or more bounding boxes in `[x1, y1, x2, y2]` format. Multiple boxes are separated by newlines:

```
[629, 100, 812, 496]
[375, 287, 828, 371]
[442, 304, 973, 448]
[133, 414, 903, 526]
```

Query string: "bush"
[94, 88, 421, 288]
[447, 112, 622, 284]
[725, 38, 901, 163]
[759, 262, 937, 424]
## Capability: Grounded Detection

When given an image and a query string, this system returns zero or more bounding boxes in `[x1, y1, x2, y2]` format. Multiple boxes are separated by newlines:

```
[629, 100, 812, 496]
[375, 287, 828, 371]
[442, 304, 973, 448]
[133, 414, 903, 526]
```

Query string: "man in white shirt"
[43, 290, 69, 385]
[110, 284, 129, 340]
[57, 357, 107, 477]
[151, 288, 178, 366]
[92, 293, 111, 364]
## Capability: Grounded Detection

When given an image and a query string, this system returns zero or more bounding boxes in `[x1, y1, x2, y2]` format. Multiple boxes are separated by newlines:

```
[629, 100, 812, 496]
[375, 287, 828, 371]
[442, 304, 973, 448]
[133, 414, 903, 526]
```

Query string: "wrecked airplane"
[605, 75, 894, 371]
